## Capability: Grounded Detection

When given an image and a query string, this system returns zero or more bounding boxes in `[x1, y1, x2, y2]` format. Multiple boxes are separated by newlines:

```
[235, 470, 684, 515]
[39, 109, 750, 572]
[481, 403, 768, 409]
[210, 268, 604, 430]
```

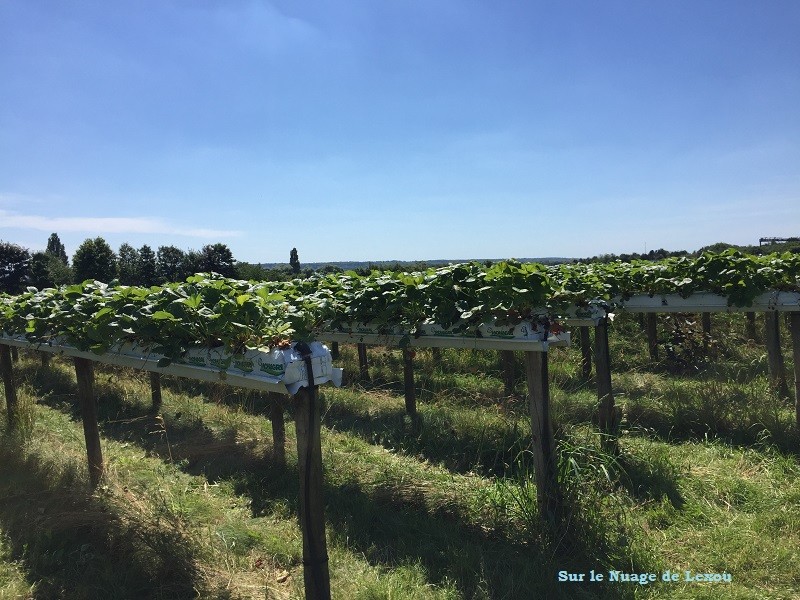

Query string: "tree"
[0, 241, 31, 293]
[290, 247, 300, 274]
[319, 265, 343, 275]
[156, 245, 187, 283]
[72, 237, 117, 283]
[184, 250, 203, 277]
[200, 243, 236, 277]
[117, 243, 140, 285]
[695, 242, 738, 255]
[238, 264, 294, 282]
[235, 262, 270, 281]
[138, 244, 157, 287]
[29, 252, 72, 289]
[45, 233, 69, 265]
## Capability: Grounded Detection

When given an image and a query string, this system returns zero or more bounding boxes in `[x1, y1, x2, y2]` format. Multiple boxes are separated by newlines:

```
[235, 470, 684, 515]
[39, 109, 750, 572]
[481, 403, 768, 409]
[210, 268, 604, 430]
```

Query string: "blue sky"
[2, 1, 799, 263]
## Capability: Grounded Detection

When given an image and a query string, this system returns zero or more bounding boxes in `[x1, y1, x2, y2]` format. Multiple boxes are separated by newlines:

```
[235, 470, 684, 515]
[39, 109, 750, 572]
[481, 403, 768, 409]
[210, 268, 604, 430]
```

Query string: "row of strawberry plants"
[0, 276, 313, 360]
[551, 249, 800, 307]
[1, 250, 799, 362]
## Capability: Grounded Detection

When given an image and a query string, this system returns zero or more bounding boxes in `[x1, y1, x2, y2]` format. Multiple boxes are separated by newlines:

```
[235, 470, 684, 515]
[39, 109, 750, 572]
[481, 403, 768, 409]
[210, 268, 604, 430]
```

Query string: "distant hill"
[258, 257, 573, 271]
[257, 241, 800, 272]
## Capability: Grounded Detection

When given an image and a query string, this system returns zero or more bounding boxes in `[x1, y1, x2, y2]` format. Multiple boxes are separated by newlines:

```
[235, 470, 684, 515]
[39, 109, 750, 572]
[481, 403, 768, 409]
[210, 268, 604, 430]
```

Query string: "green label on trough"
[259, 361, 285, 376]
[209, 357, 227, 369]
[233, 358, 254, 372]
[484, 327, 514, 338]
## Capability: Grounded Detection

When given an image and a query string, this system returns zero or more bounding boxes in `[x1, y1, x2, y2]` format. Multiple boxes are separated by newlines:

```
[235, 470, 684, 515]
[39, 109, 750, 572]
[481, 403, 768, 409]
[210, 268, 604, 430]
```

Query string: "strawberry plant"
[2, 252, 798, 363]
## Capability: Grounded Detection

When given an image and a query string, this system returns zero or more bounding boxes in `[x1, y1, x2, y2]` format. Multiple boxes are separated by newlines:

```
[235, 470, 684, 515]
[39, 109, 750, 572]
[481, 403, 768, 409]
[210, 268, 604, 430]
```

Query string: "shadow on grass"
[0, 440, 205, 600]
[12, 358, 264, 462]
[14, 357, 646, 599]
[233, 450, 644, 600]
[335, 346, 534, 403]
[322, 400, 533, 479]
[623, 399, 800, 456]
[616, 452, 685, 509]
[324, 482, 641, 600]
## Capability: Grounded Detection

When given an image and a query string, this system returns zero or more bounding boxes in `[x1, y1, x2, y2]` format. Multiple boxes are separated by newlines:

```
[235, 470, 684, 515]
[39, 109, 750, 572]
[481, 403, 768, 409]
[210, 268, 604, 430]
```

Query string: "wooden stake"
[269, 392, 286, 466]
[646, 314, 658, 361]
[702, 312, 712, 352]
[524, 351, 562, 521]
[73, 357, 104, 489]
[402, 348, 416, 417]
[293, 386, 331, 600]
[149, 372, 162, 414]
[330, 342, 339, 360]
[579, 326, 592, 379]
[745, 312, 757, 341]
[357, 343, 369, 381]
[40, 352, 50, 368]
[765, 312, 790, 397]
[501, 350, 515, 396]
[431, 347, 441, 364]
[702, 313, 711, 336]
[0, 345, 19, 430]
[594, 317, 616, 447]
[10, 346, 19, 362]
[788, 313, 800, 429]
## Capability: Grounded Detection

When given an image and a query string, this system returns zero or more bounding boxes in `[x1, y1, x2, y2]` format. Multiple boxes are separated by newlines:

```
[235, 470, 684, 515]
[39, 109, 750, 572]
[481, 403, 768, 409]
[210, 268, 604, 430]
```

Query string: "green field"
[1, 313, 798, 599]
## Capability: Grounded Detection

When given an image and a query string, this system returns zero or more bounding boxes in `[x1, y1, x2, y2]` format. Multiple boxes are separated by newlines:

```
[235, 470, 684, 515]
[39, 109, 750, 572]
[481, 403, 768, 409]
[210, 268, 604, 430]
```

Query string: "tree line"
[11, 234, 793, 295]
[0, 233, 314, 293]
[574, 240, 800, 264]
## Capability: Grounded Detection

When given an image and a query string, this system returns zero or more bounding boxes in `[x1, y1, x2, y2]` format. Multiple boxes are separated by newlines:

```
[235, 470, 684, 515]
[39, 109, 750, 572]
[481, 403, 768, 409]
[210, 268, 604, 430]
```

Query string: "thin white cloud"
[0, 210, 242, 238]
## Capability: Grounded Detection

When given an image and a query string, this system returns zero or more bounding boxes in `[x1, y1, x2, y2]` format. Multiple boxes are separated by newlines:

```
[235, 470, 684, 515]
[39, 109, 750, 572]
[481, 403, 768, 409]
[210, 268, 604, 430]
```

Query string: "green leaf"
[94, 307, 115, 319]
[151, 310, 176, 320]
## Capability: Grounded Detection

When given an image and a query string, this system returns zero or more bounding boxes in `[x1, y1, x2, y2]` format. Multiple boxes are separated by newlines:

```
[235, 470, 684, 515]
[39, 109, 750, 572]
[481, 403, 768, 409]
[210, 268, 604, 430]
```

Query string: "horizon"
[0, 232, 788, 267]
[4, 234, 788, 268]
[2, 1, 799, 262]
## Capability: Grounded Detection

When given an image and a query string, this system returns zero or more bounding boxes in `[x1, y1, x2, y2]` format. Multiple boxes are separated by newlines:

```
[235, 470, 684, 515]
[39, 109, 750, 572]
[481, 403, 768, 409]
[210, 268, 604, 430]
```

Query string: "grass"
[0, 310, 797, 598]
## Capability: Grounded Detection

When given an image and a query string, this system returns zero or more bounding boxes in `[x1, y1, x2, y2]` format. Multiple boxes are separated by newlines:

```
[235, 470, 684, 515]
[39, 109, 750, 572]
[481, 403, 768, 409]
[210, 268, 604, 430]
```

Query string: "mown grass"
[0, 310, 798, 598]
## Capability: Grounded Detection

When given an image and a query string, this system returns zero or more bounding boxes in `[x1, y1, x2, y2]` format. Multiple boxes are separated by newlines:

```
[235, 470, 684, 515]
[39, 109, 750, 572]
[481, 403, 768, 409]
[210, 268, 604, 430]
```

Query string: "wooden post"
[579, 326, 592, 379]
[524, 351, 561, 521]
[745, 312, 757, 341]
[10, 346, 19, 362]
[73, 357, 104, 489]
[431, 347, 441, 365]
[269, 393, 286, 466]
[40, 351, 50, 368]
[293, 386, 331, 600]
[149, 372, 162, 414]
[646, 314, 658, 361]
[402, 348, 416, 417]
[701, 313, 712, 352]
[788, 313, 800, 430]
[701, 313, 711, 336]
[501, 350, 515, 396]
[594, 317, 616, 447]
[357, 343, 369, 381]
[330, 342, 339, 360]
[765, 312, 790, 397]
[0, 345, 19, 430]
